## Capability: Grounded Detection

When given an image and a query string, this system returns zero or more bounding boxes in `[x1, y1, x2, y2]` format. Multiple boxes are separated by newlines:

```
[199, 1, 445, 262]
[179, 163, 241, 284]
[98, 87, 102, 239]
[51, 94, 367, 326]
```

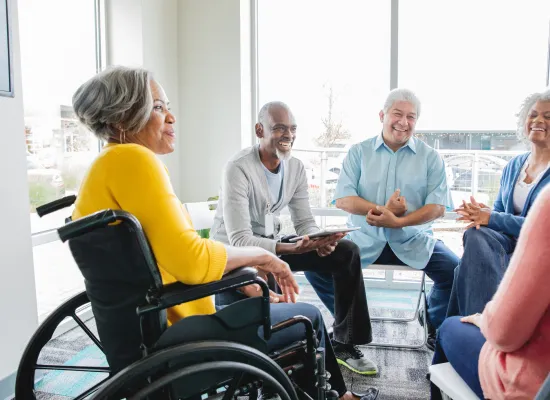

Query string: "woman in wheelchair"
[66, 66, 378, 400]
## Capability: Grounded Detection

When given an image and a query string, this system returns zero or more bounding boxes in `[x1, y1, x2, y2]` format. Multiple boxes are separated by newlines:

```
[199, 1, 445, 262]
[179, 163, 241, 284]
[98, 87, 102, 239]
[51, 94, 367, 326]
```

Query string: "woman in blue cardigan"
[446, 88, 550, 317]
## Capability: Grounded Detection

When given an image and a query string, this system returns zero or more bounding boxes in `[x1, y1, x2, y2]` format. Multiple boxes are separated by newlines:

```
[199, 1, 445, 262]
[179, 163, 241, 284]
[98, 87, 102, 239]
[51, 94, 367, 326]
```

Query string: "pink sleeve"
[480, 186, 550, 352]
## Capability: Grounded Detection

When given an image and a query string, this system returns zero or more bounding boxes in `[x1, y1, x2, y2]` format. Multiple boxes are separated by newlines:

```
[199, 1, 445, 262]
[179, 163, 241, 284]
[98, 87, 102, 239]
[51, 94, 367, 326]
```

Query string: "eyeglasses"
[270, 124, 297, 134]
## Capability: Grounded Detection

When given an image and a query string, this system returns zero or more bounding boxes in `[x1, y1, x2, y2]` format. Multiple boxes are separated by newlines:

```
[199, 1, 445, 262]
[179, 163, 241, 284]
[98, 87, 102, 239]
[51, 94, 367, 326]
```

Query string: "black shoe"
[426, 332, 436, 351]
[418, 303, 437, 351]
[353, 388, 380, 400]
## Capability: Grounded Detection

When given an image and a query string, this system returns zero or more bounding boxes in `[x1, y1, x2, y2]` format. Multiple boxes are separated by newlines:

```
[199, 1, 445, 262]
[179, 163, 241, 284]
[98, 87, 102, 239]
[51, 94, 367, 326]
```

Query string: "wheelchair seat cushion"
[154, 297, 268, 353]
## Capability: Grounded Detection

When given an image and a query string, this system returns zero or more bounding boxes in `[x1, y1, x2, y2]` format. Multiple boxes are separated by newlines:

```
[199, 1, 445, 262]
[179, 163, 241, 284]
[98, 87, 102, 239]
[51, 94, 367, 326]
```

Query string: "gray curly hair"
[383, 88, 421, 118]
[516, 88, 550, 141]
[72, 66, 154, 141]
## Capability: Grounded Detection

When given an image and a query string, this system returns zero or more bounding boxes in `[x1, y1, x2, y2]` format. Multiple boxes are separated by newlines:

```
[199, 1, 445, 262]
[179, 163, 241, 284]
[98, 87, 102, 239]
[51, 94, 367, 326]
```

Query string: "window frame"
[29, 0, 105, 246]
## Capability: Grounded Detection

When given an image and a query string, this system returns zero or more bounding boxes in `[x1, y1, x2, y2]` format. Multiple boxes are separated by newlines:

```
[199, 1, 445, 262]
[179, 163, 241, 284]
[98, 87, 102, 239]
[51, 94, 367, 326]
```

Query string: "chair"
[16, 197, 338, 400]
[185, 201, 217, 231]
[364, 264, 428, 349]
[306, 207, 429, 350]
[429, 363, 479, 400]
[430, 363, 550, 400]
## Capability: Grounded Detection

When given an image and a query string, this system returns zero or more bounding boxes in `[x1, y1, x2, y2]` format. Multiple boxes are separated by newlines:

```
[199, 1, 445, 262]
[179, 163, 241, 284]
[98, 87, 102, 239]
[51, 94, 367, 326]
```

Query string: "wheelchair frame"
[16, 196, 338, 400]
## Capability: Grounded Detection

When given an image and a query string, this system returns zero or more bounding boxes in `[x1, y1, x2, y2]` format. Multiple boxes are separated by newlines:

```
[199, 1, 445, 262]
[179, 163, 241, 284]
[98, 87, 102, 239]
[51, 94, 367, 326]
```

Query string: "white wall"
[177, 0, 254, 202]
[105, 0, 254, 202]
[104, 0, 143, 67]
[104, 0, 181, 196]
[141, 0, 181, 191]
[0, 0, 38, 382]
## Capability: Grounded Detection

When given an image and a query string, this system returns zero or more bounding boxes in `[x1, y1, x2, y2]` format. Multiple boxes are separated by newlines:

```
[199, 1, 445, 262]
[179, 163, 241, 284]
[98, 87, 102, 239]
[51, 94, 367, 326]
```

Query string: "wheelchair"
[16, 196, 339, 400]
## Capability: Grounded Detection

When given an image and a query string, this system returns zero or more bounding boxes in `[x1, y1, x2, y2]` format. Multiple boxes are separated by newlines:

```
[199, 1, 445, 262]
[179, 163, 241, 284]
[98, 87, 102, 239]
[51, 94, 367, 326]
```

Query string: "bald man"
[211, 101, 378, 378]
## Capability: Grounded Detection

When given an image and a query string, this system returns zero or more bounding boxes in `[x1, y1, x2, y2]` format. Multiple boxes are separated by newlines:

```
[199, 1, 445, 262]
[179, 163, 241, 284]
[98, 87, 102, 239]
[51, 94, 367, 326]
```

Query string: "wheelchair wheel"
[90, 341, 299, 400]
[15, 291, 111, 400]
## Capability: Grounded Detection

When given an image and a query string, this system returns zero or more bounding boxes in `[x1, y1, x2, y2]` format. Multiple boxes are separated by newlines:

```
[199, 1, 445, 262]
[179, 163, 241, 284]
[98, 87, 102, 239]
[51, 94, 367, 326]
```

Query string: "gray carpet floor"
[300, 285, 433, 400]
[30, 285, 433, 400]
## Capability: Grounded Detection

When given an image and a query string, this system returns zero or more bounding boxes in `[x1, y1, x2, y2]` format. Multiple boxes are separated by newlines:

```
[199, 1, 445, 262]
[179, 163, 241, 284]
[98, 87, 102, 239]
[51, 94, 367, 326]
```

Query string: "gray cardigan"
[210, 145, 320, 254]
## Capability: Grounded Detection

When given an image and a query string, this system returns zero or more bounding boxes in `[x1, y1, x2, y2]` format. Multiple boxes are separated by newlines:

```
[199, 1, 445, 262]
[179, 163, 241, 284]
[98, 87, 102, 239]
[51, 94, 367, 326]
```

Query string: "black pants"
[283, 239, 373, 345]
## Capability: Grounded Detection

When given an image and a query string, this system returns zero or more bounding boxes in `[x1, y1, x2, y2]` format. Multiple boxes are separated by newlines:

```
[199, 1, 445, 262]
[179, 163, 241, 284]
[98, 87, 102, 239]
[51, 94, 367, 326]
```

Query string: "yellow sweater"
[73, 143, 227, 324]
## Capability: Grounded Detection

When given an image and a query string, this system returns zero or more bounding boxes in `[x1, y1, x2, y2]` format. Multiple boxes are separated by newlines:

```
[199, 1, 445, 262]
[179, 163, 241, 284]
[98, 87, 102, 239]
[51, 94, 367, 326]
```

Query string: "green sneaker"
[333, 342, 378, 375]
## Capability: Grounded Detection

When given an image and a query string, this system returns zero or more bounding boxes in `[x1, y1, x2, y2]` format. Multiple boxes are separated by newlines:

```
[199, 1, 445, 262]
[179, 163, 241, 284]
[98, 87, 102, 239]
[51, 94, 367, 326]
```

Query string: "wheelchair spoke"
[222, 372, 245, 400]
[127, 362, 293, 400]
[35, 363, 110, 373]
[71, 311, 104, 352]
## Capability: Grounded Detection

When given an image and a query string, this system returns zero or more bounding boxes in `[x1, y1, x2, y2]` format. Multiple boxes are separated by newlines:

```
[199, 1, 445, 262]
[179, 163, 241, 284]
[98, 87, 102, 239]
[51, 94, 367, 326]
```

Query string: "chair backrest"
[185, 202, 216, 231]
[68, 221, 167, 375]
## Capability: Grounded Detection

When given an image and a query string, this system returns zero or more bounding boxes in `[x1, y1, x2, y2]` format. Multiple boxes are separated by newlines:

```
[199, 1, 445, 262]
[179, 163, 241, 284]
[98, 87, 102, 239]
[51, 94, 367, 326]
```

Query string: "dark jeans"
[285, 239, 372, 345]
[446, 227, 516, 317]
[431, 316, 486, 399]
[215, 300, 348, 396]
[305, 240, 458, 330]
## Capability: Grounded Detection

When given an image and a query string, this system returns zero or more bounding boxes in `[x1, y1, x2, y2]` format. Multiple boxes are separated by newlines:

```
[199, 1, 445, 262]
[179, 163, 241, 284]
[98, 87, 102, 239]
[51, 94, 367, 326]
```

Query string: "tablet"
[287, 227, 360, 243]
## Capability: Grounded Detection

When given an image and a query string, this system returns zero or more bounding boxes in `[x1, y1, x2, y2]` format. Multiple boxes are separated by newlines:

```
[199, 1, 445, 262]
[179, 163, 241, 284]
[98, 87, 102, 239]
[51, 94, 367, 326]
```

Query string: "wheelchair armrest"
[139, 267, 263, 315]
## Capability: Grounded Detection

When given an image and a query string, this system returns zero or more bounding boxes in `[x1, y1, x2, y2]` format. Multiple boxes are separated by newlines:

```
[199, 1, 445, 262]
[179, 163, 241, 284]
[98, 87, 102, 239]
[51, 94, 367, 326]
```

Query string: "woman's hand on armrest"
[224, 246, 300, 303]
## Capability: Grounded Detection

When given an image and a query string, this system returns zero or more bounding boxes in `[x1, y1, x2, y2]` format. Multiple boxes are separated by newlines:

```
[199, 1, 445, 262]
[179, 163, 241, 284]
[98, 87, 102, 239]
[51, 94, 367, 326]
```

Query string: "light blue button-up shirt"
[334, 135, 452, 269]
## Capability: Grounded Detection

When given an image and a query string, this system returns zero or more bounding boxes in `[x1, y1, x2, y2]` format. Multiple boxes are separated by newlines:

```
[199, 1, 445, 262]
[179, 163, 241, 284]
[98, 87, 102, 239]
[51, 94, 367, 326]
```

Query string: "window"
[257, 1, 550, 285]
[19, 0, 102, 234]
[19, 0, 103, 317]
[258, 1, 391, 146]
[399, 1, 550, 134]
[399, 1, 550, 206]
[258, 0, 390, 208]
[258, 0, 550, 209]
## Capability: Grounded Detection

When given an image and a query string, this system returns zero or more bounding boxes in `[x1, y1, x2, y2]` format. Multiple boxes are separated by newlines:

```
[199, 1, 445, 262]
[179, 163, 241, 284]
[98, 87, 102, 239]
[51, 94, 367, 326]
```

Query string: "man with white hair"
[210, 101, 380, 379]
[323, 88, 459, 350]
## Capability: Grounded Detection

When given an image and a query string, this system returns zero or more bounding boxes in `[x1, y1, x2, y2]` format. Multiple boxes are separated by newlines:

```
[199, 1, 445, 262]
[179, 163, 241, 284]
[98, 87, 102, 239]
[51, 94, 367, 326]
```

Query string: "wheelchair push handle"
[36, 195, 77, 217]
[58, 209, 118, 242]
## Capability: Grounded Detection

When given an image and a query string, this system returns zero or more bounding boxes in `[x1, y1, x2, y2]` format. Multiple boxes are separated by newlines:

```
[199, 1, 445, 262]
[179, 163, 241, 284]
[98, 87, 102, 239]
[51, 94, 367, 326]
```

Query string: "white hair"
[516, 88, 550, 141]
[72, 66, 154, 141]
[276, 149, 292, 161]
[382, 88, 421, 117]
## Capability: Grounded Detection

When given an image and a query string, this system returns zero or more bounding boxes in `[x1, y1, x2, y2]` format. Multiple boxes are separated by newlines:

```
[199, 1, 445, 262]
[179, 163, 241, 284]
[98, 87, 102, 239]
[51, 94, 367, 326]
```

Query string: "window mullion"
[390, 0, 399, 90]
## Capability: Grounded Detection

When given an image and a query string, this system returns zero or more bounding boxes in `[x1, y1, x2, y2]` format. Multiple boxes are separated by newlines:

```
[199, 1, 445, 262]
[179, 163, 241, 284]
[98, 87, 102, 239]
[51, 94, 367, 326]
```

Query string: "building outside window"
[19, 0, 103, 319]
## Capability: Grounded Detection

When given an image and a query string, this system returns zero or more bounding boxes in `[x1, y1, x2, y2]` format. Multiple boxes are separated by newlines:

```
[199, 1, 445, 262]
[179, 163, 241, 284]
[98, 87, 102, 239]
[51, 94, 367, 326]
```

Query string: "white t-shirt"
[513, 159, 550, 214]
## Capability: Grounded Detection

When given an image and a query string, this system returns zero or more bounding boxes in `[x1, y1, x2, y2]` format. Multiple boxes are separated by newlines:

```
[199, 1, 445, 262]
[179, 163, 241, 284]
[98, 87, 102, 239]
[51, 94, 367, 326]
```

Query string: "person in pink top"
[431, 184, 550, 399]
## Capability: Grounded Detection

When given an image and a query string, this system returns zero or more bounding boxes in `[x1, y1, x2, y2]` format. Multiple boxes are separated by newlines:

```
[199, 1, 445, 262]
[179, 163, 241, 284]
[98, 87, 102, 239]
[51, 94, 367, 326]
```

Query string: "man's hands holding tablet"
[292, 233, 344, 256]
[274, 227, 359, 256]
[287, 227, 360, 243]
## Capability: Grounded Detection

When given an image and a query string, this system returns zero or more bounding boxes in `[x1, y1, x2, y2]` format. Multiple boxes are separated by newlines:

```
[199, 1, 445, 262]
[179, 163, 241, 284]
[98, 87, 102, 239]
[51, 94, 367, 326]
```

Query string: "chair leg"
[367, 272, 428, 350]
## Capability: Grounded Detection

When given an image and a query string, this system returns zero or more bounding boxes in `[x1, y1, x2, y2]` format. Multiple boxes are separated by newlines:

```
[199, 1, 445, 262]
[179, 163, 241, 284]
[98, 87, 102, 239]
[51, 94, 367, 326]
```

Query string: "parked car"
[27, 154, 65, 211]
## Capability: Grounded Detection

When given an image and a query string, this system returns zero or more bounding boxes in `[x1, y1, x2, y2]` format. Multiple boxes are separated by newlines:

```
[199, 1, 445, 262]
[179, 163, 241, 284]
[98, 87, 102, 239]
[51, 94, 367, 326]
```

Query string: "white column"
[177, 0, 254, 202]
[0, 0, 39, 385]
[141, 0, 181, 195]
